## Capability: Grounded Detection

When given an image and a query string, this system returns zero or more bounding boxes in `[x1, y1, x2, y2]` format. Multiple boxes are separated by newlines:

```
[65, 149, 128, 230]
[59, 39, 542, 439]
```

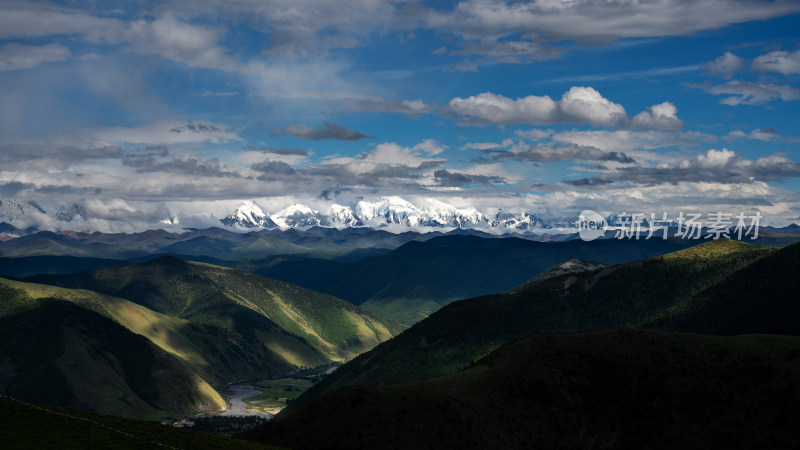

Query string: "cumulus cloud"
[558, 87, 628, 128]
[448, 87, 625, 127]
[698, 80, 800, 105]
[752, 48, 800, 75]
[270, 122, 374, 141]
[0, 43, 71, 71]
[449, 87, 681, 129]
[706, 52, 745, 78]
[565, 149, 800, 186]
[631, 102, 684, 130]
[448, 91, 558, 126]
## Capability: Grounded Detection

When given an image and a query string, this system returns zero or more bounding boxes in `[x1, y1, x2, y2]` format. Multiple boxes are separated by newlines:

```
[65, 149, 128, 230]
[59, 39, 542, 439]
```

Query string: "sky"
[1, 0, 800, 232]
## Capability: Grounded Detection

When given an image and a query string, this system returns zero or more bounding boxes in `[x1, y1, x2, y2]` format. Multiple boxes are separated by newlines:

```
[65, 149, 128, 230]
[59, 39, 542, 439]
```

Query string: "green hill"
[0, 395, 278, 449]
[25, 257, 403, 366]
[2, 258, 403, 419]
[243, 329, 800, 450]
[0, 284, 226, 420]
[294, 240, 794, 406]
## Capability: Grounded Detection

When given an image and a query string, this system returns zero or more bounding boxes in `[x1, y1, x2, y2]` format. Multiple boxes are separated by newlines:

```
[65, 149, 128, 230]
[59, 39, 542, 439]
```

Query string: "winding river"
[218, 383, 272, 418]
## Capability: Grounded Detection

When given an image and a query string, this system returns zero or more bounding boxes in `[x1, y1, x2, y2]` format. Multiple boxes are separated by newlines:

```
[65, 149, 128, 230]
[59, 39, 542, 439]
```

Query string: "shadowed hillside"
[0, 284, 225, 420]
[294, 240, 797, 406]
[243, 329, 800, 450]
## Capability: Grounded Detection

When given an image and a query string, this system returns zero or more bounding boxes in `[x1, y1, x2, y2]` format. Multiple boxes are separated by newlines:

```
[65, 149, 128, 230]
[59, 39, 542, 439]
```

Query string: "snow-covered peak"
[272, 204, 328, 229]
[220, 201, 277, 229]
[419, 198, 487, 228]
[327, 204, 361, 228]
[0, 199, 47, 222]
[55, 204, 87, 222]
[355, 196, 420, 225]
[491, 210, 545, 230]
[219, 197, 573, 233]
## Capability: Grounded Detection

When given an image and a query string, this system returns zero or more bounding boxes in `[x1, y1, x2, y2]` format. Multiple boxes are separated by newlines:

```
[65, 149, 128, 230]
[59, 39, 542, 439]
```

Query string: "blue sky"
[1, 0, 800, 231]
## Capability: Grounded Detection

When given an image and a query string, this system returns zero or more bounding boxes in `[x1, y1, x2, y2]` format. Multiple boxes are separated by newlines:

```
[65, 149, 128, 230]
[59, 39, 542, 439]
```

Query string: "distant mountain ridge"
[220, 196, 572, 232]
[2, 196, 799, 236]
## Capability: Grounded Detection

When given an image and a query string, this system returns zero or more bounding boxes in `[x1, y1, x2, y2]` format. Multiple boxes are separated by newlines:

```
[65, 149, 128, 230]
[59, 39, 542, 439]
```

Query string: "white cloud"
[706, 51, 745, 78]
[631, 102, 684, 130]
[566, 148, 800, 186]
[0, 3, 125, 41]
[460, 141, 505, 151]
[448, 91, 559, 126]
[704, 80, 800, 105]
[337, 98, 433, 116]
[0, 43, 71, 71]
[724, 128, 778, 142]
[449, 87, 681, 129]
[245, 58, 373, 101]
[558, 87, 628, 128]
[752, 48, 800, 75]
[515, 129, 553, 140]
[124, 14, 237, 70]
[0, 4, 236, 70]
[552, 130, 716, 159]
[426, 0, 800, 50]
[448, 87, 626, 127]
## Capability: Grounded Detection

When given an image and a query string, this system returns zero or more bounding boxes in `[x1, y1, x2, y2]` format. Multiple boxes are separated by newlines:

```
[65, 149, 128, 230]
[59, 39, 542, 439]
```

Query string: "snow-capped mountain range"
[0, 199, 46, 222]
[220, 197, 567, 232]
[0, 199, 88, 231]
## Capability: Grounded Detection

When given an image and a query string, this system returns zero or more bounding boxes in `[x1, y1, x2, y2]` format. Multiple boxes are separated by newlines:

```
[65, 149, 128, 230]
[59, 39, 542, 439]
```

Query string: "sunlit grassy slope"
[25, 257, 403, 363]
[0, 284, 226, 420]
[295, 240, 797, 406]
[2, 257, 402, 419]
